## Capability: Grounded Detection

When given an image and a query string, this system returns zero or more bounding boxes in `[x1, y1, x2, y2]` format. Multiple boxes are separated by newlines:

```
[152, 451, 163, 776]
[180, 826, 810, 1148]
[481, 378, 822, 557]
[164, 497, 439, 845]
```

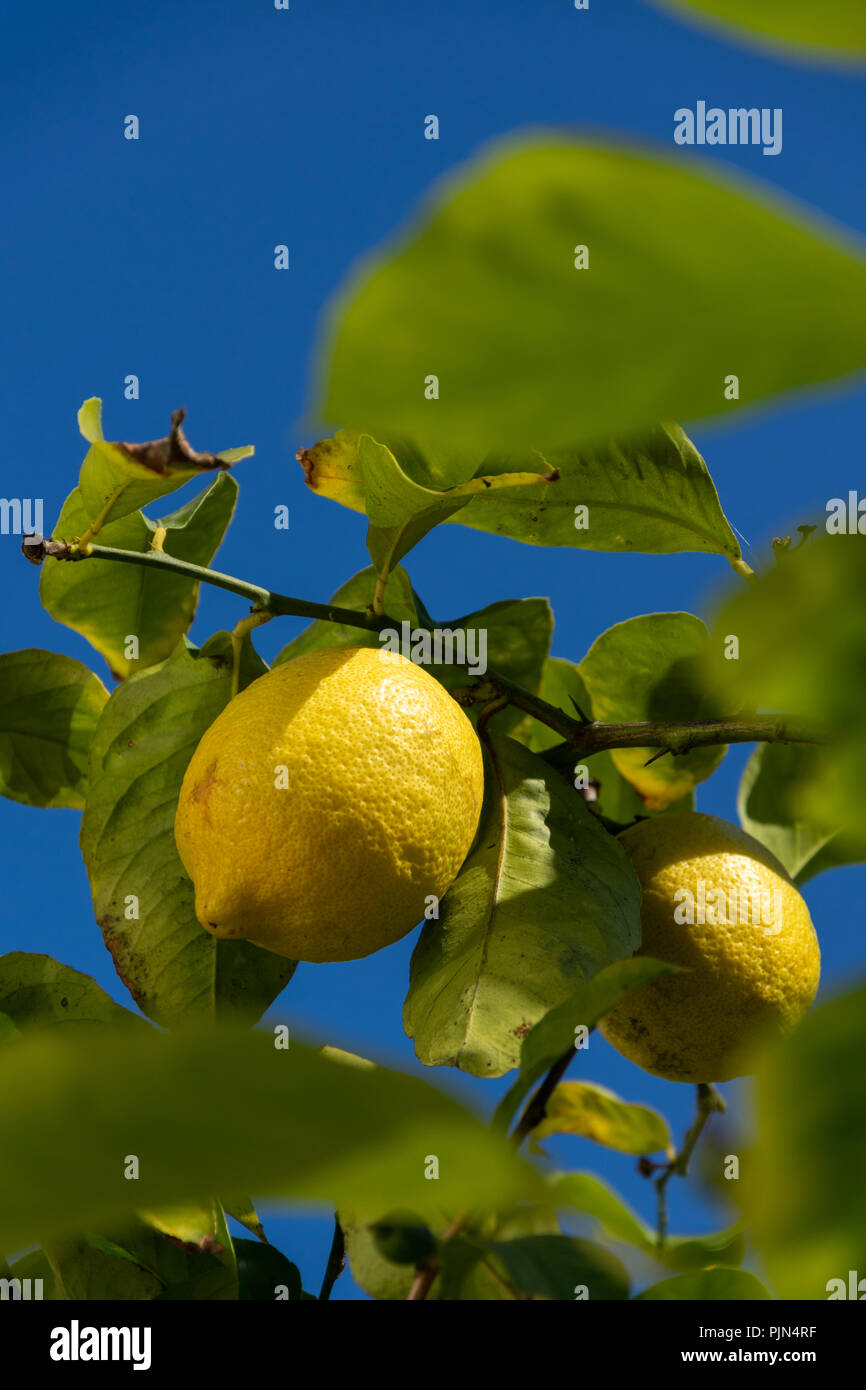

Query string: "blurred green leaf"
[0, 1012, 20, 1045]
[0, 1025, 541, 1252]
[530, 1081, 671, 1155]
[439, 1232, 629, 1300]
[79, 638, 295, 1026]
[42, 473, 239, 678]
[580, 612, 729, 809]
[715, 534, 866, 827]
[745, 982, 866, 1299]
[341, 1213, 431, 1300]
[0, 953, 145, 1033]
[403, 736, 642, 1077]
[494, 958, 681, 1131]
[486, 1234, 629, 1300]
[235, 1237, 302, 1301]
[320, 139, 866, 454]
[652, 0, 866, 62]
[44, 1238, 163, 1301]
[0, 651, 108, 808]
[370, 1211, 437, 1266]
[98, 1218, 237, 1301]
[738, 742, 863, 882]
[636, 1268, 771, 1300]
[550, 1172, 745, 1271]
[6, 1249, 55, 1299]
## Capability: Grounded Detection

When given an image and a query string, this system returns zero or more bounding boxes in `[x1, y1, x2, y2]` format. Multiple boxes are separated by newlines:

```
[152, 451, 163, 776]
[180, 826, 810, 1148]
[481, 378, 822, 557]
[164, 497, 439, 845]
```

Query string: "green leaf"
[41, 473, 239, 679]
[79, 638, 294, 1026]
[745, 982, 866, 1299]
[235, 1237, 302, 1301]
[580, 613, 728, 809]
[273, 565, 418, 665]
[0, 651, 108, 808]
[426, 598, 553, 740]
[403, 736, 642, 1078]
[0, 1024, 541, 1252]
[530, 1082, 671, 1155]
[45, 1238, 163, 1301]
[550, 1172, 746, 1272]
[71, 397, 252, 531]
[494, 958, 681, 1131]
[652, 0, 866, 63]
[737, 743, 851, 881]
[303, 431, 563, 574]
[0, 953, 145, 1033]
[341, 1215, 426, 1300]
[451, 425, 740, 559]
[320, 138, 866, 455]
[137, 1201, 238, 1298]
[637, 1268, 771, 1300]
[274, 570, 552, 742]
[482, 1234, 629, 1300]
[528, 658, 695, 820]
[92, 1218, 237, 1301]
[369, 1211, 437, 1266]
[715, 534, 866, 829]
[223, 1197, 267, 1243]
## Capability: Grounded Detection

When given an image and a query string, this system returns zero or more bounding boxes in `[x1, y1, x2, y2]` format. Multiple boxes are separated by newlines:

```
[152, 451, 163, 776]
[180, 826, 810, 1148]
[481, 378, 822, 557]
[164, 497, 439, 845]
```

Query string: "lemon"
[174, 646, 484, 963]
[599, 812, 820, 1083]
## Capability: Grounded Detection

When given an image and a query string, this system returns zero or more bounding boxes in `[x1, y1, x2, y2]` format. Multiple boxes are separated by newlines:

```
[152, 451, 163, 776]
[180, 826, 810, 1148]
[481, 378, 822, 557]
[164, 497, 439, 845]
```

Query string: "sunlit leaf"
[79, 638, 294, 1026]
[580, 612, 729, 809]
[530, 1081, 671, 1155]
[41, 473, 239, 678]
[403, 736, 642, 1077]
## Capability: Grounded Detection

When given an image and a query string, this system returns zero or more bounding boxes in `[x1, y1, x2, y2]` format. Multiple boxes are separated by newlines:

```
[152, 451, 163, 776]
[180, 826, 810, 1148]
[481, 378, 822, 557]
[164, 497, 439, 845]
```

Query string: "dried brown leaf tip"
[118, 407, 231, 477]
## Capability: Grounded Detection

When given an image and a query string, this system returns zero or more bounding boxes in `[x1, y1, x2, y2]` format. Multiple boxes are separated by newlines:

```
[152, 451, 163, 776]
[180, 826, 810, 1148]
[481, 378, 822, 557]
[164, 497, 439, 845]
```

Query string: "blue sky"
[2, 0, 864, 1298]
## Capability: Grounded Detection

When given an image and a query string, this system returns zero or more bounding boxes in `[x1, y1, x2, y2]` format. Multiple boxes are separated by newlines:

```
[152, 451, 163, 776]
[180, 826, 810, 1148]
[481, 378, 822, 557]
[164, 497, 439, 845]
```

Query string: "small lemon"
[599, 812, 820, 1083]
[174, 646, 484, 963]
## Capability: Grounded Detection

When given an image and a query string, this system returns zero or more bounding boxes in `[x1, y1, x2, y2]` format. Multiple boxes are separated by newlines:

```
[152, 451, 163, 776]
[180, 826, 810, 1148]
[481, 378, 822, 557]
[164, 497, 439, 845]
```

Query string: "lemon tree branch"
[646, 1083, 726, 1249]
[23, 537, 827, 758]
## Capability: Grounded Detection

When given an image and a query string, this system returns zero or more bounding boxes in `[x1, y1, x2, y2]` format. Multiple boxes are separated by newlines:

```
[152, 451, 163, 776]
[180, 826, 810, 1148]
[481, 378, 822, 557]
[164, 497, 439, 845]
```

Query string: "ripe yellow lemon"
[599, 812, 820, 1083]
[174, 646, 484, 963]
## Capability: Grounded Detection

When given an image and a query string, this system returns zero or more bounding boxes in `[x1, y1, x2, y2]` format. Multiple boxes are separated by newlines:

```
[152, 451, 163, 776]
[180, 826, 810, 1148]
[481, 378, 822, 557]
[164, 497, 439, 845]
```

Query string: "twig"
[318, 1215, 346, 1301]
[406, 1215, 464, 1302]
[651, 1083, 726, 1249]
[24, 537, 826, 761]
[509, 1047, 578, 1149]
